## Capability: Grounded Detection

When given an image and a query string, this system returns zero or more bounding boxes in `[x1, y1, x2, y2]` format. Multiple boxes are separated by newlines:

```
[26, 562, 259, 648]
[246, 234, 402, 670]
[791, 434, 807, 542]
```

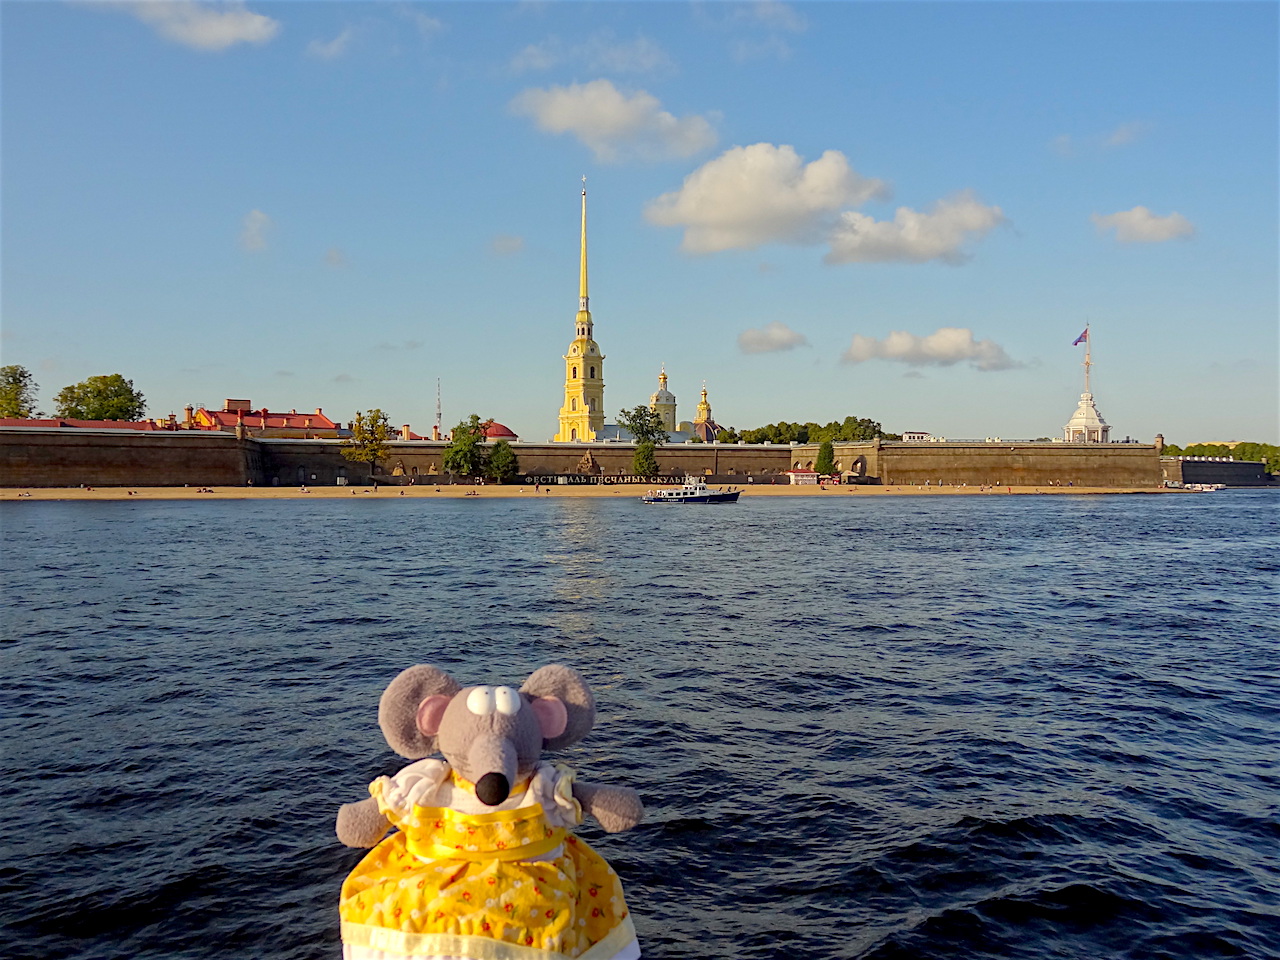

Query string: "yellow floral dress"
[339, 760, 639, 960]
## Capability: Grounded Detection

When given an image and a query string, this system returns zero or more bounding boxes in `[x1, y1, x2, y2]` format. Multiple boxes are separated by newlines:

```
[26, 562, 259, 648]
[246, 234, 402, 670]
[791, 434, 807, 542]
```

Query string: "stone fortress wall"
[3, 429, 1174, 489]
[0, 429, 260, 488]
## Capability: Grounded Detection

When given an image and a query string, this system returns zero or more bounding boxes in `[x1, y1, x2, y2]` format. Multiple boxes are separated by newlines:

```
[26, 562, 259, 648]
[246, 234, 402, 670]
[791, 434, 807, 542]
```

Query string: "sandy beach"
[1, 482, 1169, 501]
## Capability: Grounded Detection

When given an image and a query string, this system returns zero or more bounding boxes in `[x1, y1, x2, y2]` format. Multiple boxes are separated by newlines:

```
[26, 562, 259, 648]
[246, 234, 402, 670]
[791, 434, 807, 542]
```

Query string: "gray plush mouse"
[335, 664, 645, 960]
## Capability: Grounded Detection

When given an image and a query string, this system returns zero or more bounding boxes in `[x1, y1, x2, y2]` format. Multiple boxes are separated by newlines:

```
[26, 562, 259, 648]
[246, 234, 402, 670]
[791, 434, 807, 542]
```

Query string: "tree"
[816, 439, 836, 475]
[0, 365, 40, 418]
[716, 427, 740, 443]
[53, 373, 145, 420]
[633, 440, 659, 479]
[486, 438, 519, 483]
[342, 409, 394, 484]
[443, 414, 490, 478]
[617, 405, 668, 446]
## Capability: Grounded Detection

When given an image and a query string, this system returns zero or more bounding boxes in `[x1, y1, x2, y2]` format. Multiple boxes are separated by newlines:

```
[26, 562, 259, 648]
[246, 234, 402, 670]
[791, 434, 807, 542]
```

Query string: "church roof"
[1064, 392, 1109, 430]
[484, 422, 519, 440]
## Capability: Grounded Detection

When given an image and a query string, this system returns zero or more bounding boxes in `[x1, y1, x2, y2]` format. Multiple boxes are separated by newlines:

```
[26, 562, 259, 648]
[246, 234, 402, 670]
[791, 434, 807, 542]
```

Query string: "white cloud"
[110, 1, 280, 52]
[1104, 121, 1153, 147]
[842, 327, 1021, 371]
[703, 1, 807, 62]
[584, 34, 673, 74]
[645, 143, 889, 253]
[827, 191, 1006, 264]
[510, 33, 673, 76]
[738, 320, 808, 354]
[1050, 134, 1074, 157]
[1052, 120, 1153, 155]
[240, 209, 271, 251]
[308, 27, 353, 60]
[510, 41, 562, 73]
[736, 0, 809, 32]
[511, 80, 715, 162]
[1092, 206, 1194, 243]
[490, 235, 525, 256]
[397, 6, 443, 39]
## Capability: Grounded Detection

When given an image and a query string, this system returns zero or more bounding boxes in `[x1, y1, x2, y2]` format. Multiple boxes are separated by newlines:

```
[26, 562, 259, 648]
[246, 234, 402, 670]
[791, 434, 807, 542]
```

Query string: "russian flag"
[1072, 329, 1089, 346]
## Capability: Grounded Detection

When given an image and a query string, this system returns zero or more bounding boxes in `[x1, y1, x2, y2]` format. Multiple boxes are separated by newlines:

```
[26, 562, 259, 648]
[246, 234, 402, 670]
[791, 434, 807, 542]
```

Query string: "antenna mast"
[435, 379, 442, 434]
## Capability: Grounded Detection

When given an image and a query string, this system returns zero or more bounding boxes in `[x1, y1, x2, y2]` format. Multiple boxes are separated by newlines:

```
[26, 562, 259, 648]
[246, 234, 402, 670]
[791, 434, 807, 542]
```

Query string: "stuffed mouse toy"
[336, 664, 644, 960]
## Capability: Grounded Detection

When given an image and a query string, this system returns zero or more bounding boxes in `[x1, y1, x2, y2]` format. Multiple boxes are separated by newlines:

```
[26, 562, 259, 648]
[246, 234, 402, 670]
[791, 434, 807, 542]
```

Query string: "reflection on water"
[1, 491, 1277, 960]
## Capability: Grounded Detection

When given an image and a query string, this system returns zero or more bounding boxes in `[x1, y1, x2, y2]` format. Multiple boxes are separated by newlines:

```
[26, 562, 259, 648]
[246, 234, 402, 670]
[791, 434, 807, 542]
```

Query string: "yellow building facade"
[553, 183, 606, 442]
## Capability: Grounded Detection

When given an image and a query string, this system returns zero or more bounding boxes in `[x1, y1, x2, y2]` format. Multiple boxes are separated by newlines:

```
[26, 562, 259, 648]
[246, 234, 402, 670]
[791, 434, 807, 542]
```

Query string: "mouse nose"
[475, 772, 510, 806]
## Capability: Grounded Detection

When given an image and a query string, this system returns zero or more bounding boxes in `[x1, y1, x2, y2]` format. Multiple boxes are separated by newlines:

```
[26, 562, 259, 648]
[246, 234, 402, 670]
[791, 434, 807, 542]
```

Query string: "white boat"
[642, 477, 741, 504]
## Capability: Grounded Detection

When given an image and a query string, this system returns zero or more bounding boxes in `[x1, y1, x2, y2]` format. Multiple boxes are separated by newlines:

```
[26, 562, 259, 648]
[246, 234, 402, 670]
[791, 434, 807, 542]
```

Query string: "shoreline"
[1, 483, 1173, 502]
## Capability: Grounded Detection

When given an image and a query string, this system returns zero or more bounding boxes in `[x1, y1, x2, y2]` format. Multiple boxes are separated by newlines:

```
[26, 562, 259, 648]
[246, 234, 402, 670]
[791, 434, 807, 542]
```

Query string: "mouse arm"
[336, 797, 391, 848]
[573, 781, 644, 834]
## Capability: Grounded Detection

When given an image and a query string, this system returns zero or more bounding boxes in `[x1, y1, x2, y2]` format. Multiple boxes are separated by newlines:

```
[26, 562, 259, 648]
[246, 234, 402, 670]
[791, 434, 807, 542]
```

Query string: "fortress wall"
[867, 442, 1161, 487]
[1163, 458, 1272, 487]
[0, 429, 259, 487]
[3, 431, 1164, 489]
[283, 441, 799, 483]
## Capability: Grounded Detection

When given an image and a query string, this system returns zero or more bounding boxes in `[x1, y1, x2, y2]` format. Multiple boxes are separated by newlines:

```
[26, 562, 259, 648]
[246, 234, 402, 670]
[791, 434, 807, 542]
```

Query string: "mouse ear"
[520, 664, 595, 750]
[379, 665, 462, 758]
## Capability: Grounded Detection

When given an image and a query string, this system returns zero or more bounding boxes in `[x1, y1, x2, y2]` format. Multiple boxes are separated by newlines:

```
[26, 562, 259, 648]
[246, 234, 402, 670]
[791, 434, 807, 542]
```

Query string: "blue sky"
[3, 1, 1276, 444]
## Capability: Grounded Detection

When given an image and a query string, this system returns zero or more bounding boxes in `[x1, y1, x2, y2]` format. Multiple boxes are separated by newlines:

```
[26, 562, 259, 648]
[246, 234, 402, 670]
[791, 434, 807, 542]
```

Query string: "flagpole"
[1083, 323, 1092, 395]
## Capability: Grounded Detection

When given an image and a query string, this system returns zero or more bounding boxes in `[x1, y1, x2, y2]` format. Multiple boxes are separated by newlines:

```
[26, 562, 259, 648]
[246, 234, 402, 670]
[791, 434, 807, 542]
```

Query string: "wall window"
[589, 366, 595, 378]
[571, 398, 577, 411]
[572, 365, 578, 379]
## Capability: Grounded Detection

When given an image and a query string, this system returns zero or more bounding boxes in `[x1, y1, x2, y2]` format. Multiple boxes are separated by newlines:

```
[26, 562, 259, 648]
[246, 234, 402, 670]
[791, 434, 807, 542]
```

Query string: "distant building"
[553, 182, 605, 442]
[902, 431, 932, 442]
[649, 367, 677, 433]
[483, 422, 519, 442]
[1063, 326, 1111, 443]
[187, 399, 342, 439]
[680, 385, 723, 443]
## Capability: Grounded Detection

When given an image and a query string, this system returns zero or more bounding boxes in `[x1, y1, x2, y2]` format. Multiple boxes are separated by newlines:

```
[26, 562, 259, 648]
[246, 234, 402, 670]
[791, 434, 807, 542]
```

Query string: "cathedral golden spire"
[576, 176, 591, 333]
[554, 178, 605, 442]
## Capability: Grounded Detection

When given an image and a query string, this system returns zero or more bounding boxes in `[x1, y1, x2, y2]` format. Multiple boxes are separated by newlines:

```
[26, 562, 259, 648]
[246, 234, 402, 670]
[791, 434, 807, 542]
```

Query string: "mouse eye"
[466, 686, 496, 716]
[493, 686, 522, 716]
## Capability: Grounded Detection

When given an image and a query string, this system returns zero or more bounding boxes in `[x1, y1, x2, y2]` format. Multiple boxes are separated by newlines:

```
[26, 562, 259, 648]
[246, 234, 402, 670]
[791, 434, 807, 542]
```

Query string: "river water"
[2, 491, 1277, 960]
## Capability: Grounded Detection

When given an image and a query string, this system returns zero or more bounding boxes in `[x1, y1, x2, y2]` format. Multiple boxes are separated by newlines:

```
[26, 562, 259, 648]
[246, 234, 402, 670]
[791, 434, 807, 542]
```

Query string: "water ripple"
[1, 491, 1277, 959]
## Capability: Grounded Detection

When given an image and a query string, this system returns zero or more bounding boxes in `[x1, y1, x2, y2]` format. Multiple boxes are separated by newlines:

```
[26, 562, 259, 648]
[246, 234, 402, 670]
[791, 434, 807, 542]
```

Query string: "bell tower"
[554, 179, 606, 442]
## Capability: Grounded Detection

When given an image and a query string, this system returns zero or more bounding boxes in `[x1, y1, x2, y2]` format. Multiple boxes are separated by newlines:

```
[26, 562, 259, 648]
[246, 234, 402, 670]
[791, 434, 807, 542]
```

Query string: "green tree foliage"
[716, 427, 741, 443]
[1163, 441, 1280, 474]
[342, 409, 394, 483]
[486, 438, 519, 483]
[443, 414, 490, 478]
[53, 373, 146, 421]
[815, 439, 836, 475]
[738, 416, 888, 445]
[617, 405, 669, 445]
[633, 440, 659, 479]
[0, 365, 41, 418]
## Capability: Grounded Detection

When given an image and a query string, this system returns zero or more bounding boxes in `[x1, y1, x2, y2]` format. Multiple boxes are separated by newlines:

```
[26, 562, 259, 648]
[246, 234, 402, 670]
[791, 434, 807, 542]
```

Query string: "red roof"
[483, 422, 519, 440]
[195, 407, 338, 431]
